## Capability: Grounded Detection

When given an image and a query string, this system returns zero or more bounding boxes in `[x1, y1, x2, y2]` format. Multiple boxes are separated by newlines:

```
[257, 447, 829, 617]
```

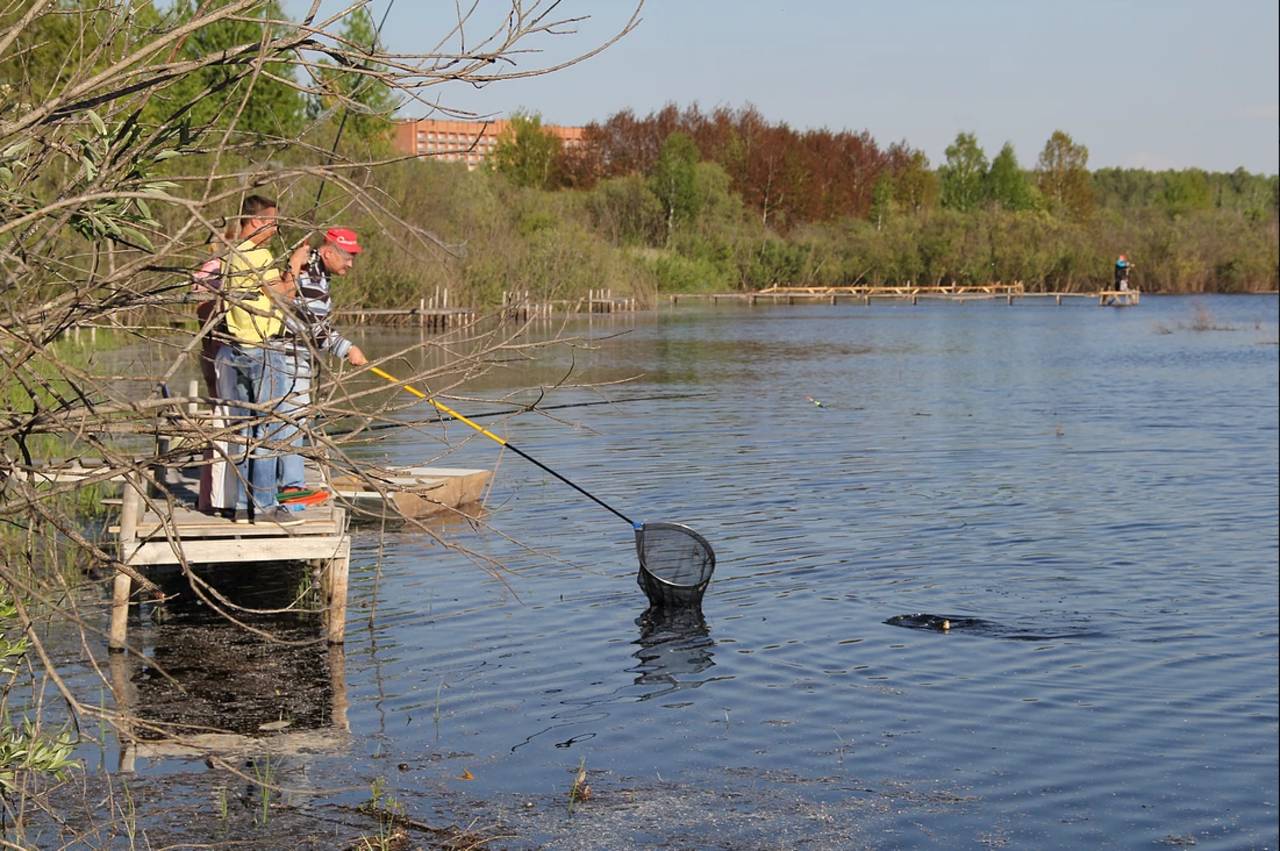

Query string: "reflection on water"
[630, 606, 717, 700]
[109, 564, 348, 773]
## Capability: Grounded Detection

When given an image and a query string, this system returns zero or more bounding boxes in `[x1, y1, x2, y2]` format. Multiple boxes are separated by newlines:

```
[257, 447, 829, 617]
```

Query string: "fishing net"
[635, 522, 716, 608]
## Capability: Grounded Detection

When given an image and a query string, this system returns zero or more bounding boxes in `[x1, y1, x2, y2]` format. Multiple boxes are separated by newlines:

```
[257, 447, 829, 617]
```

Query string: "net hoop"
[635, 521, 716, 605]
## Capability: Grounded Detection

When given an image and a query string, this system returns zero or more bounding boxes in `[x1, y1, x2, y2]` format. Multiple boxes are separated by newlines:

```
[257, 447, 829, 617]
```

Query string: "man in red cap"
[275, 227, 370, 499]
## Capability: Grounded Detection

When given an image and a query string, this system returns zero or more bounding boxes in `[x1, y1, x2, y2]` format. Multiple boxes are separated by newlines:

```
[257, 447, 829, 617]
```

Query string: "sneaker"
[258, 505, 305, 527]
[233, 509, 252, 524]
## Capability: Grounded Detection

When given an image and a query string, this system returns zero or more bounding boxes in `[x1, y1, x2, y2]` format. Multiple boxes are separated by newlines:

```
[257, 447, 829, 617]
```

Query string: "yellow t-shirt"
[223, 239, 283, 344]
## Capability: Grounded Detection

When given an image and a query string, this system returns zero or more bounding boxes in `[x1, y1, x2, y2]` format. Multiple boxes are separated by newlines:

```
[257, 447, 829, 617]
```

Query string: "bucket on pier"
[635, 522, 716, 608]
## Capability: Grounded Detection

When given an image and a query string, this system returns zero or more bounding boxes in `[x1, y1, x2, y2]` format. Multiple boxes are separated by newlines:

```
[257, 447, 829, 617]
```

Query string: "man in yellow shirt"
[213, 195, 302, 527]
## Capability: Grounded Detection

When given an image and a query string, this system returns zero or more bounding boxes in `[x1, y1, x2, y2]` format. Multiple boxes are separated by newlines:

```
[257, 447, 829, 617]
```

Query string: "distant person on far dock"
[1114, 255, 1134, 292]
[274, 227, 369, 502]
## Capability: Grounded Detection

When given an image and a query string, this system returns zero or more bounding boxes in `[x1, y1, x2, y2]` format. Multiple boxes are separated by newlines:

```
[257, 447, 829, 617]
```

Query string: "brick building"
[393, 118, 585, 170]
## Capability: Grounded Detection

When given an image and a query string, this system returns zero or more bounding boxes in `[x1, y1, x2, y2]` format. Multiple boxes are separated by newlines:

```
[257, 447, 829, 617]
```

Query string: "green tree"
[892, 150, 939, 214]
[308, 6, 396, 147]
[693, 160, 745, 232]
[1, 1, 167, 122]
[650, 132, 701, 245]
[1161, 169, 1212, 216]
[939, 132, 989, 212]
[0, 2, 101, 99]
[869, 172, 894, 230]
[586, 174, 662, 245]
[164, 0, 304, 139]
[489, 111, 563, 189]
[1036, 130, 1094, 219]
[984, 143, 1034, 211]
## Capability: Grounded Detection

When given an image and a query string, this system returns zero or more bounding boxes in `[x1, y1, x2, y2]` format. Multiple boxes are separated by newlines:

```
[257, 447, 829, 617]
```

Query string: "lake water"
[66, 295, 1280, 848]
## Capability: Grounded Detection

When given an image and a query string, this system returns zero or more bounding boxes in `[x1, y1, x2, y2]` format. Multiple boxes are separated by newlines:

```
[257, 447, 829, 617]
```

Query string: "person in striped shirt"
[276, 227, 368, 499]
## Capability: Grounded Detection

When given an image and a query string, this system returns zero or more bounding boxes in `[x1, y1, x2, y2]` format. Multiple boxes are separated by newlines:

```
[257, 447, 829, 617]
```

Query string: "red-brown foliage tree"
[560, 103, 913, 230]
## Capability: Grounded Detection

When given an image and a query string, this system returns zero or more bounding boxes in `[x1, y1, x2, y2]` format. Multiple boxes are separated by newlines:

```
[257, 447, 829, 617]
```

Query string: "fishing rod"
[367, 365, 717, 608]
[320, 391, 711, 437]
[369, 366, 632, 523]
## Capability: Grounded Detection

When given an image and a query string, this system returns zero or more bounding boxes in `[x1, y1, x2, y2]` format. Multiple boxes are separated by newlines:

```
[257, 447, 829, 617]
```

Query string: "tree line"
[464, 103, 1276, 294]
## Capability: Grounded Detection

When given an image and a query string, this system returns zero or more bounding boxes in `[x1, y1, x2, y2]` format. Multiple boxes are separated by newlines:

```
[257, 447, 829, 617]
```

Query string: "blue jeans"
[277, 347, 312, 490]
[216, 343, 286, 511]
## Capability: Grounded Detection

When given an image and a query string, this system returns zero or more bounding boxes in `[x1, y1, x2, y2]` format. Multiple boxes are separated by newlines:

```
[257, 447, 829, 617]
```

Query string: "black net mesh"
[635, 522, 716, 608]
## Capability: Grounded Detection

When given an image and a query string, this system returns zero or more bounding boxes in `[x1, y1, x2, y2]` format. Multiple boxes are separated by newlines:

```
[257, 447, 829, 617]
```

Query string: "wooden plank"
[13, 466, 121, 484]
[124, 535, 349, 566]
[109, 505, 342, 539]
[129, 728, 350, 759]
[109, 518, 343, 539]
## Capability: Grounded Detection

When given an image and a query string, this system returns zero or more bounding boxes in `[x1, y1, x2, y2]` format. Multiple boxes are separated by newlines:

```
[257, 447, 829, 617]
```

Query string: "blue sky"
[287, 0, 1279, 173]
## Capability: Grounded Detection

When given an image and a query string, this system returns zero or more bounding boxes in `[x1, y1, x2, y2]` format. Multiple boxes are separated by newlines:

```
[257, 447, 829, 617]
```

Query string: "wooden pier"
[109, 477, 352, 649]
[100, 456, 493, 653]
[669, 284, 1140, 307]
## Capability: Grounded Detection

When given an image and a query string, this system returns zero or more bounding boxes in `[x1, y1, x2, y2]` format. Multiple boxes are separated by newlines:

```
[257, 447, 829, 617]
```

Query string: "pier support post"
[109, 573, 132, 651]
[323, 539, 351, 645]
[110, 477, 142, 651]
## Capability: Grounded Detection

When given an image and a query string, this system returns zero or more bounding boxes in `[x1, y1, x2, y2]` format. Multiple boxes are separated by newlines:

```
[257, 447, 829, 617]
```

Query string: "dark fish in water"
[885, 613, 974, 632]
[884, 613, 1101, 641]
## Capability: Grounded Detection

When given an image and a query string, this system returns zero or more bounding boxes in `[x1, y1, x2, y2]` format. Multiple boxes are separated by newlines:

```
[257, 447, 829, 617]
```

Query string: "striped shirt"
[283, 249, 353, 359]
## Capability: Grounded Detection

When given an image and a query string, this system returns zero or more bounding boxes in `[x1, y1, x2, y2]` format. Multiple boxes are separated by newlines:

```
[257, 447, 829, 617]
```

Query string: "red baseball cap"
[325, 227, 362, 254]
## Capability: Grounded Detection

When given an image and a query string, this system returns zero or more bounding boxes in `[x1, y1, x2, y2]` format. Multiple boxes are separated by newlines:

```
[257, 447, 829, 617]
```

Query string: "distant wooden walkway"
[330, 288, 641, 325]
[670, 284, 1140, 307]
